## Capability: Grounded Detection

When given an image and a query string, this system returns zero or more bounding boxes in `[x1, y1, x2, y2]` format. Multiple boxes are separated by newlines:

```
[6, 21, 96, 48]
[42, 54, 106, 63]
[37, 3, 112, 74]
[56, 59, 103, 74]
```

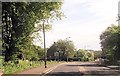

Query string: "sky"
[35, 0, 119, 50]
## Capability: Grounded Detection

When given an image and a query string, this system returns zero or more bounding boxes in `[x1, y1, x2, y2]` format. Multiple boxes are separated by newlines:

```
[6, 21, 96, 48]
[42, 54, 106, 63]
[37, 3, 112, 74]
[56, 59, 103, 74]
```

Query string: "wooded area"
[100, 25, 120, 64]
[2, 2, 63, 62]
[0, 1, 120, 74]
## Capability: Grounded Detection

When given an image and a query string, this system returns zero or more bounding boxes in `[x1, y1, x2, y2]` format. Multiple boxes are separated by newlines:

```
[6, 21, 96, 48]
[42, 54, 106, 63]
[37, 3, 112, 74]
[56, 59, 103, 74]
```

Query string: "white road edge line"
[40, 63, 66, 76]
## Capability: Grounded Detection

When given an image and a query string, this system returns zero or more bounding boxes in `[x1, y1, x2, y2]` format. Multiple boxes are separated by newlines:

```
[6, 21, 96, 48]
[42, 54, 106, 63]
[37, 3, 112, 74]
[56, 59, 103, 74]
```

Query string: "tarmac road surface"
[42, 62, 120, 76]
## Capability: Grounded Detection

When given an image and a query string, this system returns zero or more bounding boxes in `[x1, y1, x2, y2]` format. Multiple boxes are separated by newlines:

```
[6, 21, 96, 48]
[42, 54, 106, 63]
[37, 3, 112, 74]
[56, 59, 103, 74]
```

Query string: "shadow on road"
[43, 72, 120, 76]
[3, 71, 120, 76]
[64, 62, 120, 76]
[66, 63, 101, 67]
[43, 72, 83, 76]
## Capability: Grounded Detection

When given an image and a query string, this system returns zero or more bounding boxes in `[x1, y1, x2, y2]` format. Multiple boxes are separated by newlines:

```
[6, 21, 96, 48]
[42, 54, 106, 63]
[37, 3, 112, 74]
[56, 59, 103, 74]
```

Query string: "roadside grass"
[0, 56, 4, 69]
[3, 60, 62, 74]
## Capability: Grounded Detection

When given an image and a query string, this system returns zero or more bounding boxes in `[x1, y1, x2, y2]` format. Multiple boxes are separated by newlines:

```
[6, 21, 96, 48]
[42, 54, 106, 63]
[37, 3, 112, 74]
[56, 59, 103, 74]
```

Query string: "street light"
[43, 21, 47, 68]
[56, 42, 60, 62]
[65, 37, 71, 62]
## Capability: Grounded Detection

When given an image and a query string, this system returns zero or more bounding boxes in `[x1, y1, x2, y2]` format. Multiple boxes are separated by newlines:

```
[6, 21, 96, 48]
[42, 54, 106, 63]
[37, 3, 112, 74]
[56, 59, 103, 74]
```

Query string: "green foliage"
[82, 55, 88, 61]
[3, 60, 61, 74]
[47, 39, 75, 60]
[93, 51, 102, 59]
[2, 2, 64, 61]
[21, 45, 44, 61]
[3, 60, 42, 74]
[86, 51, 94, 61]
[100, 25, 120, 61]
[75, 49, 94, 61]
[0, 56, 4, 69]
[77, 49, 86, 58]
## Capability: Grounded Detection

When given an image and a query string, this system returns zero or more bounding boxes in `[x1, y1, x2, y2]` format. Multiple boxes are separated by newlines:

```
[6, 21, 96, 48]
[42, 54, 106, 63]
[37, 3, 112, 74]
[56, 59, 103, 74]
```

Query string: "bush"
[3, 60, 61, 74]
[3, 60, 41, 74]
[0, 56, 4, 69]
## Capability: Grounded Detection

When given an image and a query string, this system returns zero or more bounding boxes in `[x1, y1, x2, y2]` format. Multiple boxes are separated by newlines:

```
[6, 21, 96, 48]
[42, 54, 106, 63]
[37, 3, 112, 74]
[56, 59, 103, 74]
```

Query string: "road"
[42, 62, 120, 76]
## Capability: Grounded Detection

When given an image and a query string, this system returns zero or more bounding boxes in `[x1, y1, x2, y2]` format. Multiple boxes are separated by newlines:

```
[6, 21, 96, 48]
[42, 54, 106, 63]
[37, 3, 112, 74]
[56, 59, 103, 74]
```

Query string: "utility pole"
[43, 20, 47, 68]
[66, 37, 70, 62]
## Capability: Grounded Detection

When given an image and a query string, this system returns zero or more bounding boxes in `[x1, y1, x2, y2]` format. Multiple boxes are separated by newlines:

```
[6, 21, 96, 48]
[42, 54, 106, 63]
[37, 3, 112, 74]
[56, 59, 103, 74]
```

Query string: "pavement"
[18, 63, 60, 74]
[2, 62, 64, 76]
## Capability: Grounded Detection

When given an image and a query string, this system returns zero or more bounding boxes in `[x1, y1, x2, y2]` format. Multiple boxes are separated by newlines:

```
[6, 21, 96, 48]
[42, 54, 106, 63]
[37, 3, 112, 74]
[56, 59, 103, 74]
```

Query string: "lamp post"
[66, 49, 68, 62]
[43, 21, 47, 68]
[57, 49, 60, 62]
[56, 43, 60, 62]
[66, 37, 70, 62]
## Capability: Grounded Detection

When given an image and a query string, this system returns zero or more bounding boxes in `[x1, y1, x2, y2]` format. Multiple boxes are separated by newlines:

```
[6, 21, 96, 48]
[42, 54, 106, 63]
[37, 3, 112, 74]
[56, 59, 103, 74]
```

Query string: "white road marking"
[79, 66, 86, 72]
[75, 62, 86, 72]
[40, 62, 66, 76]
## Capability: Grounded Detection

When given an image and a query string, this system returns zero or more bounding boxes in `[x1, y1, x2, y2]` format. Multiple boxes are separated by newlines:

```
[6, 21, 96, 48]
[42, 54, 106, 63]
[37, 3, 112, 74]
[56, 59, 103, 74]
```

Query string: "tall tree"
[76, 49, 94, 61]
[100, 25, 120, 61]
[93, 51, 102, 59]
[2, 2, 64, 61]
[47, 39, 75, 60]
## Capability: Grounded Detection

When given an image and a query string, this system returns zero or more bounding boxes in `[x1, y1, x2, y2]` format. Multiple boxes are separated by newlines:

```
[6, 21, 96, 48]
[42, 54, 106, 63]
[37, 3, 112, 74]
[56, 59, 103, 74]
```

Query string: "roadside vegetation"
[47, 39, 76, 61]
[1, 2, 64, 74]
[1, 1, 120, 75]
[47, 40, 95, 62]
[0, 56, 3, 69]
[100, 25, 120, 65]
[74, 49, 94, 62]
[3, 60, 59, 74]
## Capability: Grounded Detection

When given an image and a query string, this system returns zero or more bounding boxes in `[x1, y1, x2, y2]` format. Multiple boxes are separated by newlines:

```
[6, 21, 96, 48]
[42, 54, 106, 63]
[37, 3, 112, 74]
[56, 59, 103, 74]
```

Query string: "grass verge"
[2, 60, 63, 74]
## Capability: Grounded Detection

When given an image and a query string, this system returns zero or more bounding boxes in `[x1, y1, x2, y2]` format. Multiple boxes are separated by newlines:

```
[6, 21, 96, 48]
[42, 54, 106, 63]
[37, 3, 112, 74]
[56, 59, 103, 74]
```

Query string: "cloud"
[35, 0, 119, 50]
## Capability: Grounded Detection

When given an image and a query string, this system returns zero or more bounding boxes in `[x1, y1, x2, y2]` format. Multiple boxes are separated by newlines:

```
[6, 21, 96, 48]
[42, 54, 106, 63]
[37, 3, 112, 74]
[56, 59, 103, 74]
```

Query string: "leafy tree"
[93, 51, 102, 59]
[100, 25, 120, 62]
[2, 2, 64, 61]
[47, 39, 75, 60]
[77, 49, 86, 58]
[76, 49, 94, 61]
[22, 45, 44, 61]
[86, 51, 94, 61]
[33, 45, 44, 60]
